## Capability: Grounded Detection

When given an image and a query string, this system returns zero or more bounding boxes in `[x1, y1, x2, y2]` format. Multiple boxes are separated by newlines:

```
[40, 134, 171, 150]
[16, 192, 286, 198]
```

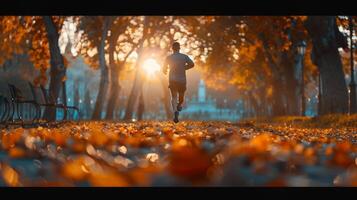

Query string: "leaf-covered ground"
[0, 121, 356, 186]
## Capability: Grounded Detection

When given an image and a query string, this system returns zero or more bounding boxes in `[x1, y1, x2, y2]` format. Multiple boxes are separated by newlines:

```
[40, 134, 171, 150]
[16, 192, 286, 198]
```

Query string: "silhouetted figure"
[162, 42, 194, 123]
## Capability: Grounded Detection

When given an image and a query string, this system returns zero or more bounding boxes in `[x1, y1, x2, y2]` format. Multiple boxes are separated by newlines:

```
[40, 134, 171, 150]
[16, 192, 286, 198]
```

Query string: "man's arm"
[162, 57, 169, 75]
[185, 55, 194, 70]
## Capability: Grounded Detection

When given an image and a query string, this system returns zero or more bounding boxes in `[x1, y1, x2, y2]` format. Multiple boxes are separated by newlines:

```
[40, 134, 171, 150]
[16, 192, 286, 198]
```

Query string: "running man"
[162, 42, 194, 123]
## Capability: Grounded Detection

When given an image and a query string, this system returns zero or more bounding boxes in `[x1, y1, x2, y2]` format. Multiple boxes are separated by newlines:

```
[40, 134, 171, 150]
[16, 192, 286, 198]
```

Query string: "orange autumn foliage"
[8, 147, 26, 158]
[169, 145, 212, 180]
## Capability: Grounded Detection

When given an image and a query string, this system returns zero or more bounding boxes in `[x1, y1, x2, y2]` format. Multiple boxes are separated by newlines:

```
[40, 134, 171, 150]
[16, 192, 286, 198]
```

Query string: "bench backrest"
[28, 82, 47, 104]
[39, 85, 56, 104]
[7, 84, 24, 102]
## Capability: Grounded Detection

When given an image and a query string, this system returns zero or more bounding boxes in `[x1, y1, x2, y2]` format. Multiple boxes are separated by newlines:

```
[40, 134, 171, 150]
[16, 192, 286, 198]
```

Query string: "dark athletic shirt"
[163, 52, 194, 84]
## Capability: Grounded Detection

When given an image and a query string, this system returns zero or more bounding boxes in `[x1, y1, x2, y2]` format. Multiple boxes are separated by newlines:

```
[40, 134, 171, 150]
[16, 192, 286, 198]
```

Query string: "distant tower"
[198, 79, 206, 103]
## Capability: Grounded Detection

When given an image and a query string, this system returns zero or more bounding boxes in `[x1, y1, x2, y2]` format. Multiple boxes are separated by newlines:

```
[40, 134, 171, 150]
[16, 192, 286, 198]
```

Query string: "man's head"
[172, 42, 180, 52]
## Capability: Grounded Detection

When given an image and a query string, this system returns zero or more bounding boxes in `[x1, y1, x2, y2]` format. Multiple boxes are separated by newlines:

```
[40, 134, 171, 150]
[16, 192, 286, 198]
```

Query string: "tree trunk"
[159, 74, 173, 119]
[294, 53, 304, 115]
[43, 16, 66, 121]
[115, 99, 124, 119]
[123, 50, 145, 120]
[105, 63, 122, 120]
[123, 17, 149, 121]
[260, 34, 287, 117]
[283, 19, 300, 116]
[249, 94, 259, 118]
[84, 89, 92, 119]
[271, 78, 286, 116]
[105, 28, 122, 120]
[306, 16, 349, 115]
[316, 50, 348, 114]
[91, 17, 111, 120]
[256, 87, 267, 117]
[73, 79, 80, 108]
[62, 81, 67, 106]
[137, 87, 145, 121]
[317, 71, 323, 115]
[283, 52, 300, 115]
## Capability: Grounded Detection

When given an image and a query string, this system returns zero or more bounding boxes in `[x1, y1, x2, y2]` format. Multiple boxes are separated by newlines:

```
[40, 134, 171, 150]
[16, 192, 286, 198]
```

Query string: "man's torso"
[166, 52, 189, 84]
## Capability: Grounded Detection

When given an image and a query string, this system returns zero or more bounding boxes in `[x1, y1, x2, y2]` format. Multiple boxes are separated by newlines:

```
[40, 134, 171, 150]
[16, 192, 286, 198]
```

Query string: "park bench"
[38, 83, 80, 121]
[7, 83, 40, 127]
[0, 94, 11, 126]
[1, 83, 81, 128]
[28, 81, 68, 124]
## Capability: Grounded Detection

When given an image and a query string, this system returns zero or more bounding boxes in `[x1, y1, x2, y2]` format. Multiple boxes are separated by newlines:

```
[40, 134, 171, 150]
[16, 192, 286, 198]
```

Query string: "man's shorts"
[168, 81, 186, 93]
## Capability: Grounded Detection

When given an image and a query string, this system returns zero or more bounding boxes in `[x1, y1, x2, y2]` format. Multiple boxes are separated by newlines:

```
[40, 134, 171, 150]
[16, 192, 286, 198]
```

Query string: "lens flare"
[142, 58, 160, 78]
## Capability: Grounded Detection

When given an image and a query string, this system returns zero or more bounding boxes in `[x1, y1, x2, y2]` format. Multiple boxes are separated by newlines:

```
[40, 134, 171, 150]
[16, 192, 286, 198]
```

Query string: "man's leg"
[170, 87, 178, 113]
[169, 85, 180, 123]
[177, 90, 185, 111]
[176, 83, 186, 111]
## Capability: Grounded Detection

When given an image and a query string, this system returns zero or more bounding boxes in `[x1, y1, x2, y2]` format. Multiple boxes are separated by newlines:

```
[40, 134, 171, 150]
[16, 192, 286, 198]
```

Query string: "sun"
[142, 58, 161, 78]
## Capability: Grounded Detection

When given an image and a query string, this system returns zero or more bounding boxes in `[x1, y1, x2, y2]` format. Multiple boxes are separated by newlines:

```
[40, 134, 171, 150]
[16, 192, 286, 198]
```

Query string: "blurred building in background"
[179, 79, 241, 121]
